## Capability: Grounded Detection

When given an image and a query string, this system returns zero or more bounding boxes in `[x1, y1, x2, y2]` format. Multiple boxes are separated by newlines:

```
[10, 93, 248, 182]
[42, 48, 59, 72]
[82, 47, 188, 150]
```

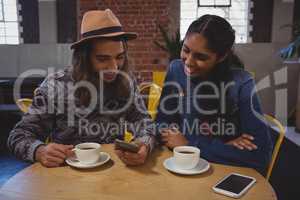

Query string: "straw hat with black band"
[71, 9, 137, 49]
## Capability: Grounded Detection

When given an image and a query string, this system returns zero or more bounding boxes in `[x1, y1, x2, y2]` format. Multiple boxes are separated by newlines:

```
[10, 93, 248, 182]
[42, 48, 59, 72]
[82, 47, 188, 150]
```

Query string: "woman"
[8, 9, 155, 167]
[155, 15, 272, 174]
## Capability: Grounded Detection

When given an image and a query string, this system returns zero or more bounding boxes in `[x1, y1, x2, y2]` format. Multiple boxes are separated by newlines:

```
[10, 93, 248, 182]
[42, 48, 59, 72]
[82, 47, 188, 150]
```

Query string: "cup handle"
[66, 148, 78, 161]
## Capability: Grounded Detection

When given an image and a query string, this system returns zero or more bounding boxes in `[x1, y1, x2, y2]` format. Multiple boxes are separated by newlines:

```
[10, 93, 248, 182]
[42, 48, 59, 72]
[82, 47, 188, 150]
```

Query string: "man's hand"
[226, 134, 257, 151]
[161, 128, 188, 149]
[115, 143, 149, 166]
[35, 143, 74, 167]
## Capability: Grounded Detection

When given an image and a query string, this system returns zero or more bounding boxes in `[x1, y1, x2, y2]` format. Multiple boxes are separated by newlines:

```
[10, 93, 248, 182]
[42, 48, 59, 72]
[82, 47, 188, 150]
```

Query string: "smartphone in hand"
[115, 139, 140, 153]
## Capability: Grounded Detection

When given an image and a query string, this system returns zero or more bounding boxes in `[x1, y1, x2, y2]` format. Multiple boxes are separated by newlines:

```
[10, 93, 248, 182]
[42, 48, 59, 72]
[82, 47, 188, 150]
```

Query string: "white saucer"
[163, 157, 210, 175]
[66, 152, 111, 169]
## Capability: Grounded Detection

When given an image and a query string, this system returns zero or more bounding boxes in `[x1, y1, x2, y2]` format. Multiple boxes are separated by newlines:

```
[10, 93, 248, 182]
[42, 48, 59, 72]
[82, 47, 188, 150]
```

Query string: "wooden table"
[0, 144, 277, 200]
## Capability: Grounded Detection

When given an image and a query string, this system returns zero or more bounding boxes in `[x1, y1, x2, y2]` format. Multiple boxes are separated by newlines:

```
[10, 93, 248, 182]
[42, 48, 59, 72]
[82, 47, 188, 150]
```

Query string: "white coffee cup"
[173, 146, 200, 170]
[72, 143, 101, 164]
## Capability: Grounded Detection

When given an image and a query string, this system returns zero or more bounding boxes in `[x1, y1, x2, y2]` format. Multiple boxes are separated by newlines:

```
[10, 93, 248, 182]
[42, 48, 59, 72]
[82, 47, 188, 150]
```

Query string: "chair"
[138, 71, 166, 119]
[15, 89, 52, 144]
[16, 98, 33, 113]
[152, 71, 166, 88]
[15, 88, 38, 113]
[123, 72, 165, 141]
[264, 114, 286, 180]
[139, 82, 162, 120]
[124, 129, 134, 143]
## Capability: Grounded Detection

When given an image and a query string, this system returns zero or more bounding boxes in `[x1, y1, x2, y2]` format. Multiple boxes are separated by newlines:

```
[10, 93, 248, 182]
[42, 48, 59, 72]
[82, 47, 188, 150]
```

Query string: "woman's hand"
[226, 134, 257, 151]
[35, 143, 74, 167]
[115, 143, 149, 166]
[160, 128, 188, 149]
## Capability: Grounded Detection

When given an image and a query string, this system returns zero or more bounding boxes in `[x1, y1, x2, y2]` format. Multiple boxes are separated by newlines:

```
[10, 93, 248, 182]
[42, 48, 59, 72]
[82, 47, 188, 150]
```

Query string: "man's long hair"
[71, 37, 132, 106]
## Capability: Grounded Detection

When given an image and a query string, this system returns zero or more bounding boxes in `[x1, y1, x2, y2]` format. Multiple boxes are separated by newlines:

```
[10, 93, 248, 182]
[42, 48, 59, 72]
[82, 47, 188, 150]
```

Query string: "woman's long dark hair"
[71, 37, 132, 106]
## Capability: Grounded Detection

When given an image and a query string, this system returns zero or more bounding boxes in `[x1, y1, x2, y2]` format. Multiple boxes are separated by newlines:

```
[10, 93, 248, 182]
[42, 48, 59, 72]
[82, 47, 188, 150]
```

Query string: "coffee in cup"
[173, 146, 200, 170]
[72, 143, 101, 164]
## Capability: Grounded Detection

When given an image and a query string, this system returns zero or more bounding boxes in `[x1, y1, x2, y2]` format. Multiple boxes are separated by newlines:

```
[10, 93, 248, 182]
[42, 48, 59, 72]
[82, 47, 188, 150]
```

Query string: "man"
[8, 9, 155, 167]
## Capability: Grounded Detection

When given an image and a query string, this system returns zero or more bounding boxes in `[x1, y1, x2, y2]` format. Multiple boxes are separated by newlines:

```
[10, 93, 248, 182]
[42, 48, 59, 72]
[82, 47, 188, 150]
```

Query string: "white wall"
[0, 44, 72, 77]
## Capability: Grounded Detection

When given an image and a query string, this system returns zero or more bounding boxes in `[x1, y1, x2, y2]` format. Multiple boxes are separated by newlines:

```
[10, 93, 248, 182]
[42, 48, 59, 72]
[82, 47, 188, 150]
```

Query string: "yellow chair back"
[147, 71, 166, 119]
[264, 114, 285, 180]
[124, 130, 134, 143]
[15, 89, 52, 143]
[152, 71, 166, 88]
[15, 88, 38, 113]
[16, 98, 33, 113]
[139, 82, 162, 119]
[124, 71, 166, 141]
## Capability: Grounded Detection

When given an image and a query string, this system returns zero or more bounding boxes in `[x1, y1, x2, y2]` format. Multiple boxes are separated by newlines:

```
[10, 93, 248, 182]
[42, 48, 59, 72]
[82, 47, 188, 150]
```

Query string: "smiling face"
[181, 33, 222, 78]
[90, 39, 126, 82]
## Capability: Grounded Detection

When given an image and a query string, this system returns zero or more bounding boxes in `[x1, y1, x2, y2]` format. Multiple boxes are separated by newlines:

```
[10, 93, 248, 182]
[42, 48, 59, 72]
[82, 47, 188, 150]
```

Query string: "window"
[181, 0, 252, 43]
[0, 0, 20, 44]
[198, 0, 232, 7]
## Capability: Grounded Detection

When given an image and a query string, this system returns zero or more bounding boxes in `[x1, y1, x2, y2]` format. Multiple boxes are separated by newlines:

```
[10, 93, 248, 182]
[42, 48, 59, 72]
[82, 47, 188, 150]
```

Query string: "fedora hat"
[71, 9, 137, 49]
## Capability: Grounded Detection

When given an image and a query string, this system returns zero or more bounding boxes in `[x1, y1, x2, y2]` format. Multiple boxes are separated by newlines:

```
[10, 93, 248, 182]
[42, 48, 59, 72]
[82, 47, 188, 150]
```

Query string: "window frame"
[0, 0, 5, 21]
[0, 0, 20, 44]
[180, 0, 252, 43]
[197, 0, 232, 8]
